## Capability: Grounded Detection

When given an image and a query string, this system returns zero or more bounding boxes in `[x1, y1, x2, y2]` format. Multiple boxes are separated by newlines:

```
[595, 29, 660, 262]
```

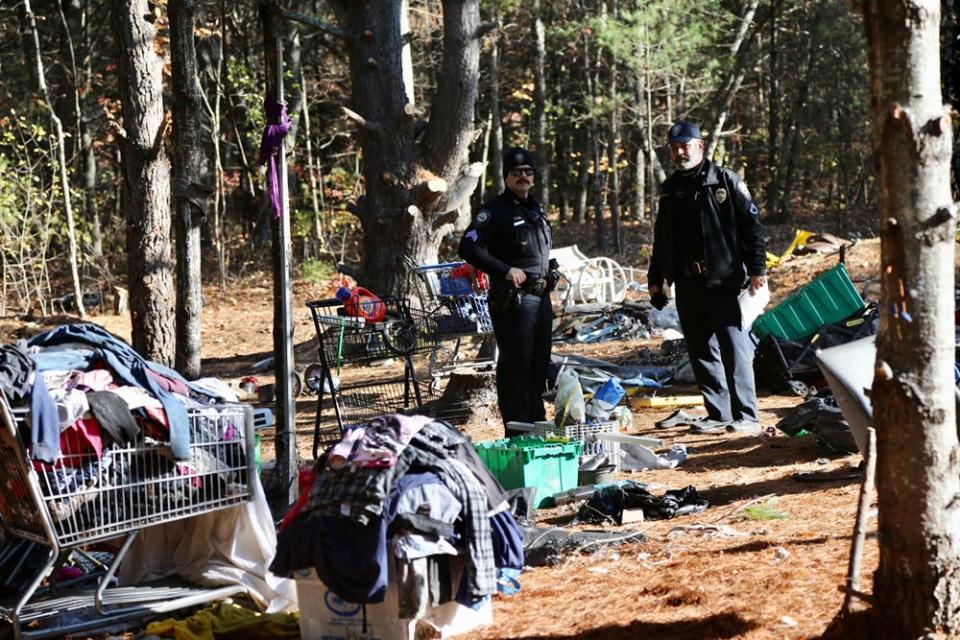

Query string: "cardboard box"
[295, 568, 493, 640]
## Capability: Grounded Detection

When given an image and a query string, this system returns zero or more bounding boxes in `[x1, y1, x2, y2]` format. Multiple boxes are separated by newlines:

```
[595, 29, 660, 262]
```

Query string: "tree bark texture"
[487, 28, 505, 199]
[606, 0, 621, 254]
[765, 0, 781, 216]
[113, 0, 175, 365]
[532, 0, 550, 210]
[329, 0, 484, 296]
[170, 0, 204, 379]
[864, 1, 960, 637]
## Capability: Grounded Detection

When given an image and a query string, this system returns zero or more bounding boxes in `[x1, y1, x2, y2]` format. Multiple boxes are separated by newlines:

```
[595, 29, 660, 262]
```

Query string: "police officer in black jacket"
[648, 122, 767, 434]
[459, 147, 557, 433]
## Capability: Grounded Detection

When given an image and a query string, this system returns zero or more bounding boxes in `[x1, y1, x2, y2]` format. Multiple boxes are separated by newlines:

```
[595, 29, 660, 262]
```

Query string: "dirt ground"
[0, 233, 885, 639]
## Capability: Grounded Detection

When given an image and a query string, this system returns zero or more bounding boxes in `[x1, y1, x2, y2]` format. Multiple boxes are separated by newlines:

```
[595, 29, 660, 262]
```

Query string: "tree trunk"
[942, 0, 960, 196]
[775, 8, 820, 223]
[575, 126, 590, 224]
[170, 0, 204, 379]
[329, 0, 485, 296]
[532, 0, 549, 210]
[589, 14, 606, 252]
[633, 130, 645, 219]
[606, 0, 621, 253]
[113, 0, 175, 364]
[764, 0, 781, 216]
[24, 0, 86, 319]
[863, 1, 960, 637]
[487, 25, 504, 199]
[300, 66, 327, 256]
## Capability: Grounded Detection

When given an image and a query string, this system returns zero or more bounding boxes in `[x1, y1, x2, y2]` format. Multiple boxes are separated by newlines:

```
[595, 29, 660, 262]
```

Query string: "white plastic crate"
[532, 420, 621, 471]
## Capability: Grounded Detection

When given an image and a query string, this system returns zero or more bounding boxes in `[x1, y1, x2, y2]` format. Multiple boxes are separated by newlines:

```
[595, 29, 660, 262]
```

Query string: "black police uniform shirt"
[647, 158, 766, 290]
[458, 190, 552, 287]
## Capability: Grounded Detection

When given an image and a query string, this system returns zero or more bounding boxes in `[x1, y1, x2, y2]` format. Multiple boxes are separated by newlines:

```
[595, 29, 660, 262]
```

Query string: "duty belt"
[520, 277, 548, 297]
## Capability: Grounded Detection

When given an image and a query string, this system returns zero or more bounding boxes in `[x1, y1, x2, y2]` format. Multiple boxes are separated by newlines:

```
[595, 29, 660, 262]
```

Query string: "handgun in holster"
[546, 258, 561, 293]
[491, 286, 523, 313]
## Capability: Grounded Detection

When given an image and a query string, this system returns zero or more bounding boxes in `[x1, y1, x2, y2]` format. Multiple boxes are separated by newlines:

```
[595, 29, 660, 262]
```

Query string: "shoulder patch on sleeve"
[464, 229, 478, 242]
[475, 209, 490, 226]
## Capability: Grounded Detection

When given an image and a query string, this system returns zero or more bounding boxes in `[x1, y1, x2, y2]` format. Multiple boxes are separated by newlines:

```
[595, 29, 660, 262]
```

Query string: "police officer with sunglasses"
[459, 147, 558, 434]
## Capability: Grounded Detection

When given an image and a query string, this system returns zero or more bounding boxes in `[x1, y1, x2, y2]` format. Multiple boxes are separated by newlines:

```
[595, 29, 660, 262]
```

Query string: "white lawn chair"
[550, 245, 630, 307]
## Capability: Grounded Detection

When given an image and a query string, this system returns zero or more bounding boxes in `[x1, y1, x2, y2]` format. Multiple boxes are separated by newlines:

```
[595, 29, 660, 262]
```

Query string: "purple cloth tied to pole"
[257, 97, 292, 219]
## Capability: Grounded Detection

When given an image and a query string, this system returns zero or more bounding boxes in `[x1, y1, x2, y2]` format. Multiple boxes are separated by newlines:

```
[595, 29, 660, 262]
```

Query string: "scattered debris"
[666, 523, 750, 540]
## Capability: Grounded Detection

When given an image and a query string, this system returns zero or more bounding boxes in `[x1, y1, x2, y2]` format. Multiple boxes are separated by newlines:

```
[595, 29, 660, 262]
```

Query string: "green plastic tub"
[475, 437, 583, 508]
[752, 263, 864, 341]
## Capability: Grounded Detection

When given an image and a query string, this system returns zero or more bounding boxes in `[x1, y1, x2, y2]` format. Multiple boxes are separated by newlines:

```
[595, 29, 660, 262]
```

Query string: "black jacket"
[458, 190, 552, 286]
[647, 159, 766, 289]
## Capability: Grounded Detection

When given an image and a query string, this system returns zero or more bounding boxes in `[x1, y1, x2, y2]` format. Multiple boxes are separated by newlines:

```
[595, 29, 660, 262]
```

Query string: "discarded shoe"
[726, 419, 763, 434]
[689, 418, 731, 434]
[655, 409, 703, 429]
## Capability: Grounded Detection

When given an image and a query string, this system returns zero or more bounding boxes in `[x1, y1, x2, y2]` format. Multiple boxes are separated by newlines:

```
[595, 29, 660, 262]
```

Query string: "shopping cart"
[307, 297, 425, 457]
[0, 394, 256, 639]
[409, 262, 496, 378]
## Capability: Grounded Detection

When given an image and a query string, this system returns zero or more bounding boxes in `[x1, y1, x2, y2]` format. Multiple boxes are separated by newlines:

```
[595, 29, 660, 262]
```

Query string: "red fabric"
[58, 418, 103, 467]
[279, 468, 316, 531]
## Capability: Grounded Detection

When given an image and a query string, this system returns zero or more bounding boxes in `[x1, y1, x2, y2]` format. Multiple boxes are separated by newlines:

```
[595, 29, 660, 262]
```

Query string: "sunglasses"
[509, 168, 535, 177]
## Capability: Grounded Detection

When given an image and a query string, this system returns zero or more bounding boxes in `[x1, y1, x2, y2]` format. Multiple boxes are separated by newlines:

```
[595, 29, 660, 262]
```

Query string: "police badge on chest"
[714, 187, 727, 204]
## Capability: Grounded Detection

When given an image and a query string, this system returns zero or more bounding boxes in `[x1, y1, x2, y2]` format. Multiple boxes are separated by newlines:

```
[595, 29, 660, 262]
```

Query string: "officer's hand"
[506, 268, 527, 288]
[749, 275, 767, 294]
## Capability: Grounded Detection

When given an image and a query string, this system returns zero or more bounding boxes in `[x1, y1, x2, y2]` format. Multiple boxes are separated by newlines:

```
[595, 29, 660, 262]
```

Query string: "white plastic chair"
[550, 245, 630, 306]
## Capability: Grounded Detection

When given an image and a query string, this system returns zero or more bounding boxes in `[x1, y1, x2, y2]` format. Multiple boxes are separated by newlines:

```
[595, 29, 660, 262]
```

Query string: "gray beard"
[673, 157, 700, 171]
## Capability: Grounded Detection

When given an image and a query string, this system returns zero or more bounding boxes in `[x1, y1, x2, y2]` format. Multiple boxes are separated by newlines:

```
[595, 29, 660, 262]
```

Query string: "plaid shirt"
[305, 419, 497, 599]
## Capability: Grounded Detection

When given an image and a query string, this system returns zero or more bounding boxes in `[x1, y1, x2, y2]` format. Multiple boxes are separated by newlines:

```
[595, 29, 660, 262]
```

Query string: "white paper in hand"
[738, 282, 770, 329]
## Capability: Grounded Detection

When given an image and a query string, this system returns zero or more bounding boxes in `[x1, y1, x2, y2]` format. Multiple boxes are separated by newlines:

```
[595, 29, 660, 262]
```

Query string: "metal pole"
[261, 2, 298, 508]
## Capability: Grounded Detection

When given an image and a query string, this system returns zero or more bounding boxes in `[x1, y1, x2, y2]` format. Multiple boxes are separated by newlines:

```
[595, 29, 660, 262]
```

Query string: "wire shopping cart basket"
[307, 296, 426, 456]
[0, 394, 256, 639]
[411, 262, 493, 339]
[406, 262, 498, 379]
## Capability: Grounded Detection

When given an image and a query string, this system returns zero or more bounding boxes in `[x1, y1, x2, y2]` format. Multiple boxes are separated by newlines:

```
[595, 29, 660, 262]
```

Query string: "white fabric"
[619, 442, 688, 472]
[118, 473, 297, 612]
[192, 377, 240, 403]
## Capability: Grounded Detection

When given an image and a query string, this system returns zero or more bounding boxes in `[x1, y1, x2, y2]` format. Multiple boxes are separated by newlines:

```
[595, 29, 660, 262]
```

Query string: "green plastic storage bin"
[475, 437, 583, 508]
[752, 263, 864, 341]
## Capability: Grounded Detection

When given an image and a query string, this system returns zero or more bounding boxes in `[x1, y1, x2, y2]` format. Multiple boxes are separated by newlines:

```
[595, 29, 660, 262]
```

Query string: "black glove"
[650, 291, 668, 310]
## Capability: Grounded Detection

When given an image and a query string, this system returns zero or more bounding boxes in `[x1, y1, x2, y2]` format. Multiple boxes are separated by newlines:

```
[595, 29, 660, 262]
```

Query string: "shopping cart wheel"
[304, 363, 325, 393]
[383, 319, 417, 355]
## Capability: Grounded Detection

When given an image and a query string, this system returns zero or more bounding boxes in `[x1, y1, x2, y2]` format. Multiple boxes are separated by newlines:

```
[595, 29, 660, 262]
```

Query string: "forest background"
[0, 0, 957, 342]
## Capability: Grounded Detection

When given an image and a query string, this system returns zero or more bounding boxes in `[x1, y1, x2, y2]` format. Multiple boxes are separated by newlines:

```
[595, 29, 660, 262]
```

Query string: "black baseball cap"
[667, 121, 702, 144]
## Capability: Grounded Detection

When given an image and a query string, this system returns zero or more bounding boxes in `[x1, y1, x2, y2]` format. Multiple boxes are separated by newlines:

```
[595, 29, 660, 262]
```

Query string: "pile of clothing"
[272, 415, 523, 619]
[0, 323, 244, 530]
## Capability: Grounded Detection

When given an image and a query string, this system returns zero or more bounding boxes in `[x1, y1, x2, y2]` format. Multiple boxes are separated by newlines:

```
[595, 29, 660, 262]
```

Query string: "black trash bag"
[576, 483, 708, 524]
[775, 396, 858, 455]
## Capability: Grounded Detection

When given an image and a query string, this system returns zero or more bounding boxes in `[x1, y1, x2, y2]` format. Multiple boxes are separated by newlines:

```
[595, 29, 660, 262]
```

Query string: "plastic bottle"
[336, 286, 387, 322]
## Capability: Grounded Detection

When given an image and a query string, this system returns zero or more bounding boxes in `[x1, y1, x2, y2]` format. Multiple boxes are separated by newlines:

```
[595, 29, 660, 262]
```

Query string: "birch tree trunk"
[24, 0, 86, 318]
[864, 1, 960, 637]
[113, 0, 175, 364]
[170, 0, 204, 379]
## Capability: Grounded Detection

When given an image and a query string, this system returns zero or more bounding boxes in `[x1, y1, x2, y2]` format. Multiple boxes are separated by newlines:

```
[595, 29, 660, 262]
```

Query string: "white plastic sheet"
[118, 472, 298, 612]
